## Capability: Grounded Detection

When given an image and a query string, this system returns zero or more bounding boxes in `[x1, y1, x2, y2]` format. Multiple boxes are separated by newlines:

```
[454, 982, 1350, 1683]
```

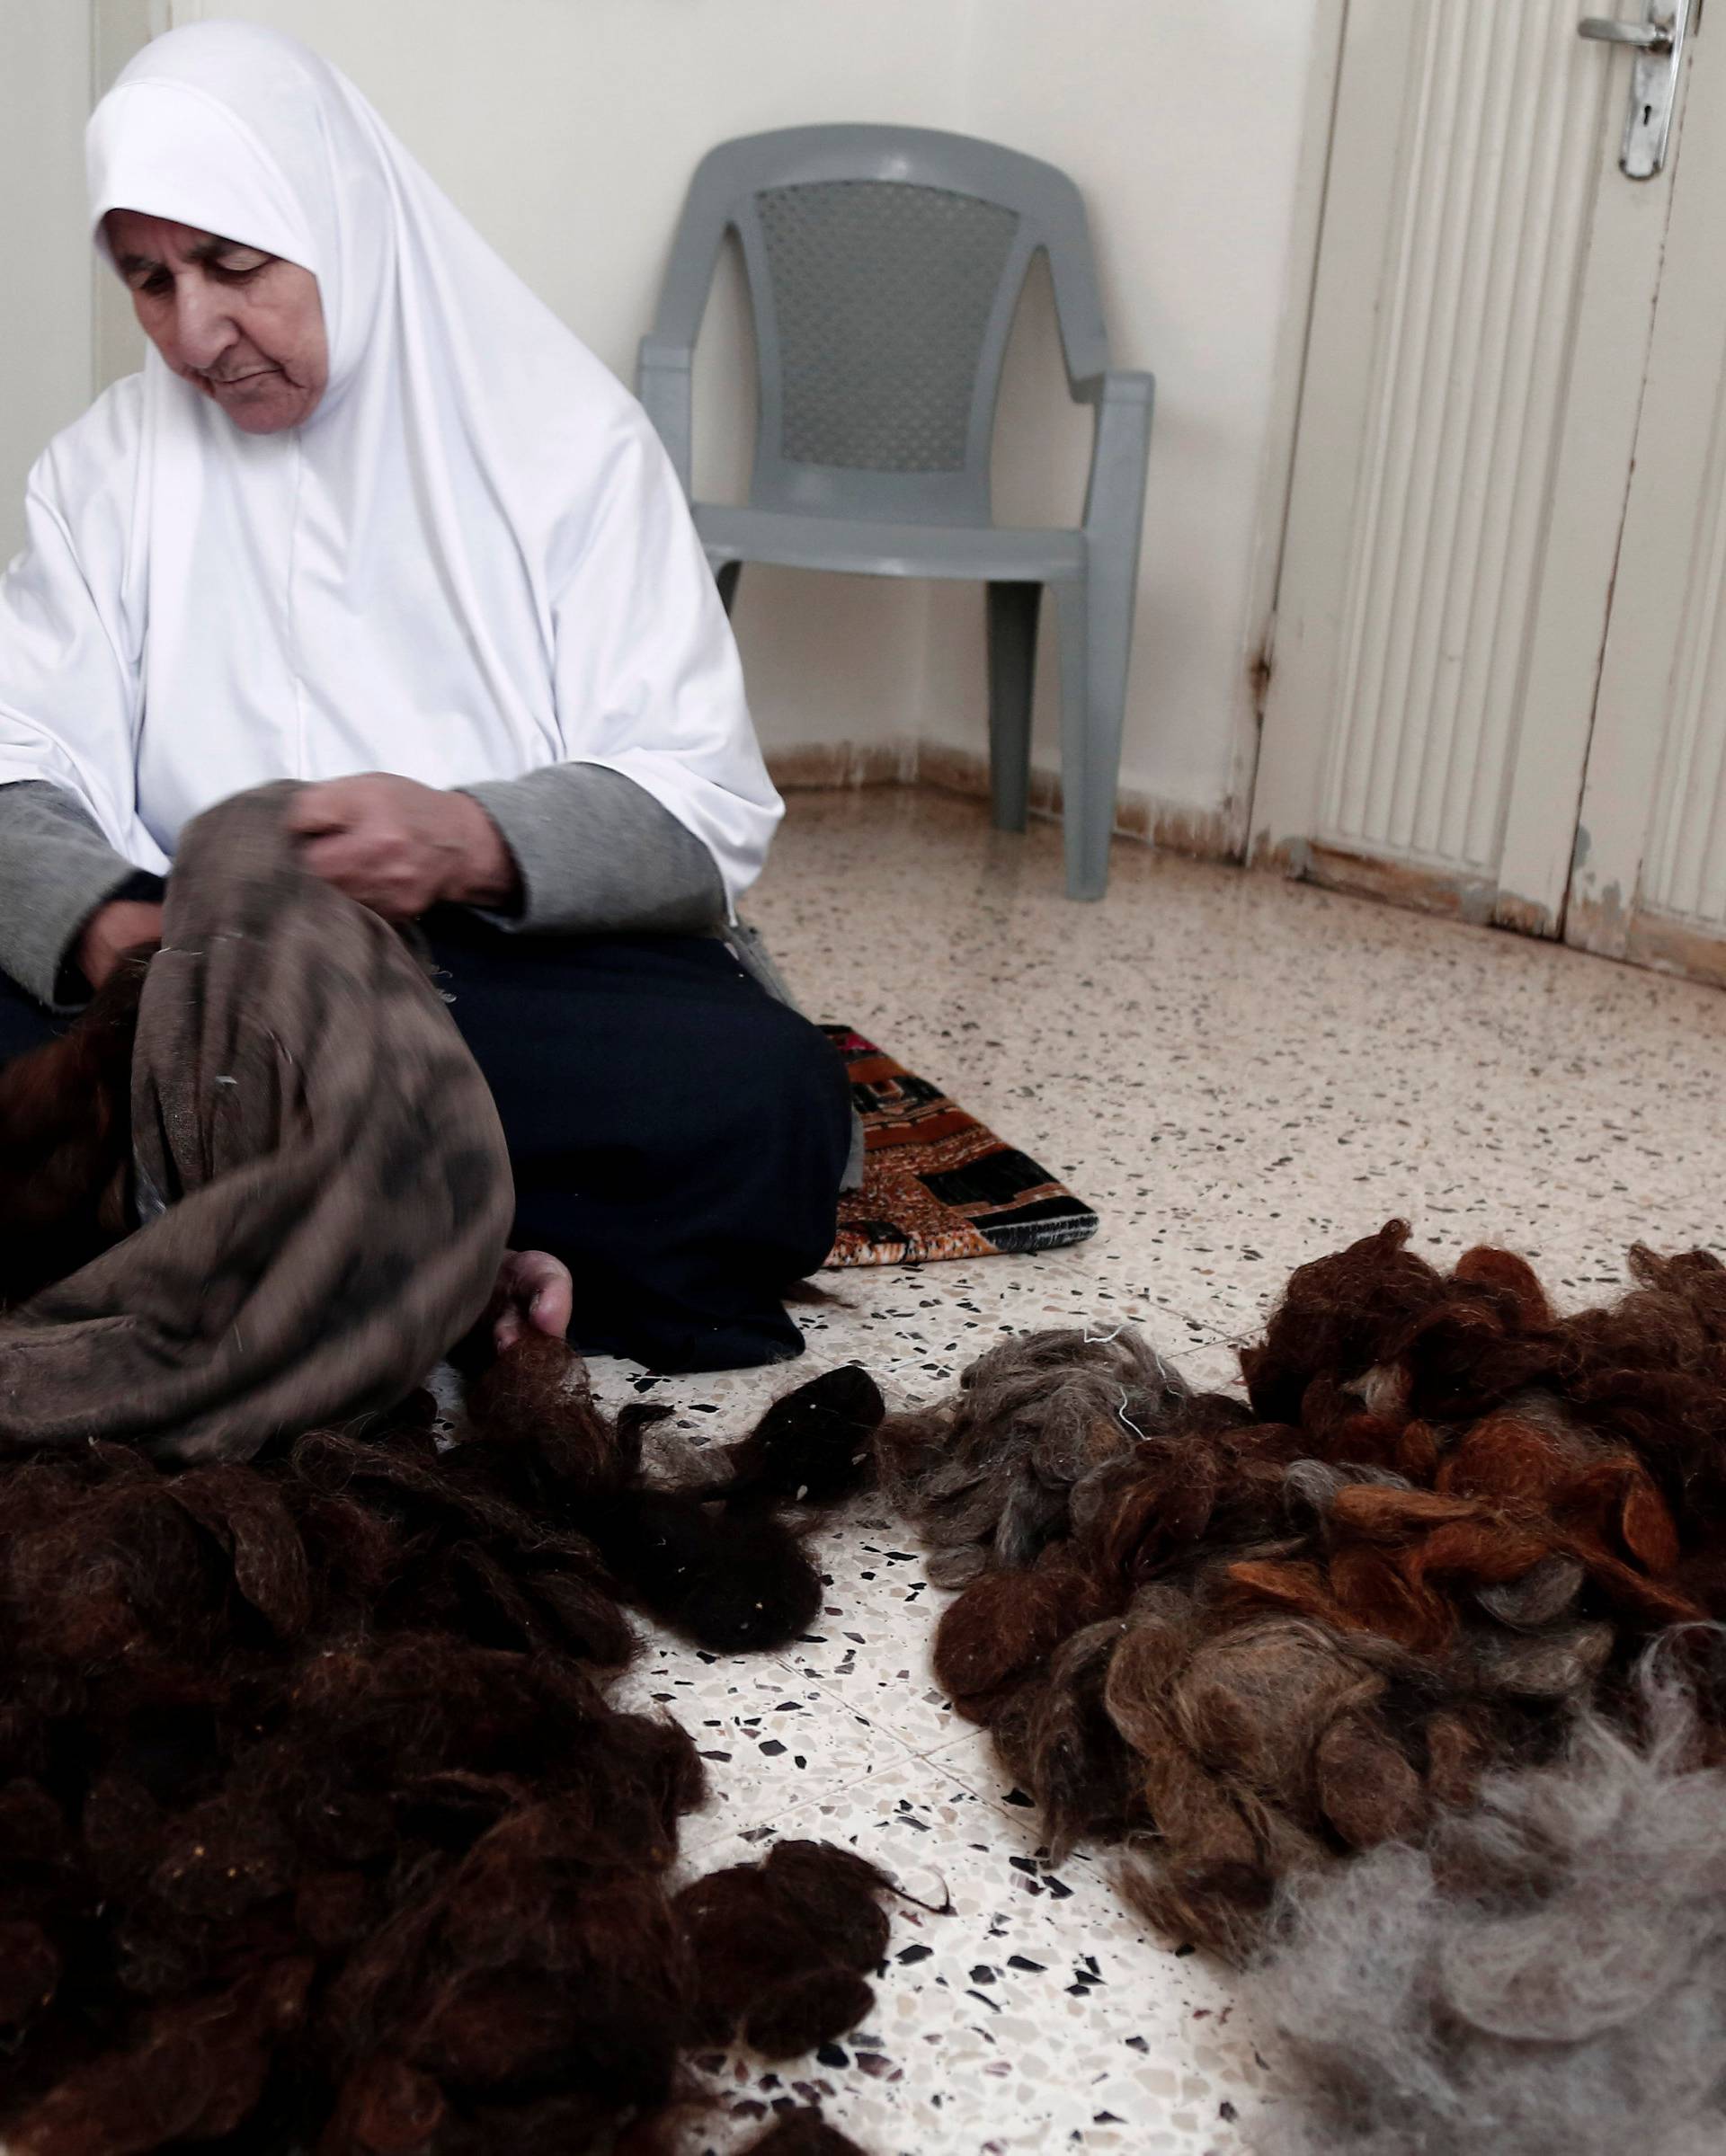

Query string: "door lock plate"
[1578, 1, 1695, 176]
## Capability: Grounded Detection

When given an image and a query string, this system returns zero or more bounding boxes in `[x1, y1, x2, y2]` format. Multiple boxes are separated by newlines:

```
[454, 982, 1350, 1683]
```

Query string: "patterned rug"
[822, 1026, 1099, 1269]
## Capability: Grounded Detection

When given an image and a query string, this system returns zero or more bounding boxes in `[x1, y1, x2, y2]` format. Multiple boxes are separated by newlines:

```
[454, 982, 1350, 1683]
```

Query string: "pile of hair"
[885, 1224, 1726, 2147]
[878, 1220, 1726, 1960]
[0, 1329, 887, 2155]
[1246, 1641, 1726, 2155]
[0, 954, 147, 1307]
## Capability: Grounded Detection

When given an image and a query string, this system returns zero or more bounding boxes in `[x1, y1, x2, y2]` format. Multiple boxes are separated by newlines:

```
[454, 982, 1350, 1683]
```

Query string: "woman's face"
[104, 209, 329, 433]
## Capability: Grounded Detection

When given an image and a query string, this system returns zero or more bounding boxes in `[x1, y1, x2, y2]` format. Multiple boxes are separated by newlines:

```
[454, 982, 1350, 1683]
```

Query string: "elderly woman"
[0, 22, 850, 1373]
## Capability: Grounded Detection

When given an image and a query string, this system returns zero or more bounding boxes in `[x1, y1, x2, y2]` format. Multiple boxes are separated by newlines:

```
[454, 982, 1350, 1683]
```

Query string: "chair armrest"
[636, 335, 696, 495]
[1070, 367, 1155, 410]
[1077, 368, 1154, 544]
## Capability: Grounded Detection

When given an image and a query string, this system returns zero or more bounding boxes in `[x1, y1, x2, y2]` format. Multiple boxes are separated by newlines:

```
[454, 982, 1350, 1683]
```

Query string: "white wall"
[0, 2, 96, 563]
[953, 0, 1327, 833]
[91, 3, 170, 387]
[169, 0, 979, 767]
[11, 0, 1329, 838]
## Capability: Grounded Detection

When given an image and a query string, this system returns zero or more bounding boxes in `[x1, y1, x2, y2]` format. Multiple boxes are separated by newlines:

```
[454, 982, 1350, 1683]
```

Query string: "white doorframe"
[1564, 0, 1726, 985]
[1250, 0, 1432, 886]
[1493, 20, 1697, 934]
[1250, 0, 1695, 934]
[1228, 0, 1352, 851]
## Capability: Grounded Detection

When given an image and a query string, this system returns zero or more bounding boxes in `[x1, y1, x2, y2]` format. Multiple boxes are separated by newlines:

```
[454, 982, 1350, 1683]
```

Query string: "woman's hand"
[286, 774, 519, 919]
[491, 1248, 574, 1353]
[76, 900, 165, 991]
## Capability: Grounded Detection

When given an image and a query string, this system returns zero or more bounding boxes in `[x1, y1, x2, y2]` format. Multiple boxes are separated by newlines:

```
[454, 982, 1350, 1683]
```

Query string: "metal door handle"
[1577, 4, 1693, 179]
[1579, 16, 1673, 49]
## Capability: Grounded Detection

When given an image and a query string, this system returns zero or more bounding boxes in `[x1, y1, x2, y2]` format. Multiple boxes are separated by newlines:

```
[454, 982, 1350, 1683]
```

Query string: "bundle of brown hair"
[0, 954, 147, 1307]
[0, 1331, 893, 2154]
[881, 1221, 1726, 1958]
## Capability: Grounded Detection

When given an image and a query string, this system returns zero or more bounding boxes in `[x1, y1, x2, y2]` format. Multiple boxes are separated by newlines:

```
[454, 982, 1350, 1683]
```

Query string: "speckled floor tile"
[610, 1645, 921, 1854]
[579, 785, 1726, 2153]
[782, 1504, 962, 1757]
[672, 1754, 1268, 2156]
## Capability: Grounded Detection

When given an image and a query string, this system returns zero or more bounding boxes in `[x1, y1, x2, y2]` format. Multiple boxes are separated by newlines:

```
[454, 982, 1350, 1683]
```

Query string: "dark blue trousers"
[0, 916, 851, 1374]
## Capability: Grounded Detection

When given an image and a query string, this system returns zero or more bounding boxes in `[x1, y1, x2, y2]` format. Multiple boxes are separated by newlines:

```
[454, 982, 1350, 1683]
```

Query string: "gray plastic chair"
[637, 125, 1155, 901]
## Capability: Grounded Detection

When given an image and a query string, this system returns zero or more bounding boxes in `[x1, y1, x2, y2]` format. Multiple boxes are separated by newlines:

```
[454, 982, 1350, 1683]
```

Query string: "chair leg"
[1054, 571, 1126, 901]
[985, 581, 1041, 832]
[715, 560, 743, 617]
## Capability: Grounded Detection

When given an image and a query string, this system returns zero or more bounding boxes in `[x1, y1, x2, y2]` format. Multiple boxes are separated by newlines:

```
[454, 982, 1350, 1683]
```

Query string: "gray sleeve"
[0, 780, 163, 1011]
[456, 761, 726, 936]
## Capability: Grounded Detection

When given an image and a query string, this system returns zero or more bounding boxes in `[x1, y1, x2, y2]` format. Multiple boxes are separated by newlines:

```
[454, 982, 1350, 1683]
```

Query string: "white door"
[1565, 4, 1726, 984]
[1252, 0, 1700, 937]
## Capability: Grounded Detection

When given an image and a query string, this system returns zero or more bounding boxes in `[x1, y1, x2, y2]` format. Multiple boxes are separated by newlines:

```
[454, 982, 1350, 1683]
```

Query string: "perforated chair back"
[648, 127, 1114, 528]
[640, 125, 1154, 902]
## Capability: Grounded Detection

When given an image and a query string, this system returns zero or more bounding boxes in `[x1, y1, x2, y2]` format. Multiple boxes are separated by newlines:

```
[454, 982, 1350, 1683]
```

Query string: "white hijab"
[0, 19, 778, 902]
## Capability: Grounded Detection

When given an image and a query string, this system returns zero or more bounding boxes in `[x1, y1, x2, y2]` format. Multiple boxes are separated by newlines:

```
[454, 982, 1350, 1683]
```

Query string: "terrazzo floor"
[585, 784, 1726, 2155]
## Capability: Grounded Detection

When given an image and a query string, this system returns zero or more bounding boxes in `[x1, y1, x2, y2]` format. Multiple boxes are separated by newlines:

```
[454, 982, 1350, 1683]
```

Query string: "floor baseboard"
[765, 739, 1240, 864]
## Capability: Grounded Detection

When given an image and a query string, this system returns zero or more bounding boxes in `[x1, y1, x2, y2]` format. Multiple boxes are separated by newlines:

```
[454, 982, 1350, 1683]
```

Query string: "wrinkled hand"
[491, 1248, 574, 1353]
[285, 773, 518, 919]
[76, 900, 165, 992]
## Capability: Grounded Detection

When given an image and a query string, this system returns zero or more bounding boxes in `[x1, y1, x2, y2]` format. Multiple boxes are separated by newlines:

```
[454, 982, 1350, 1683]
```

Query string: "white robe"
[0, 20, 779, 905]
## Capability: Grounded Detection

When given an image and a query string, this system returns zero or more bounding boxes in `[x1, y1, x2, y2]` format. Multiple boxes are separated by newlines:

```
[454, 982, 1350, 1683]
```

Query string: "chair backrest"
[652, 125, 1113, 528]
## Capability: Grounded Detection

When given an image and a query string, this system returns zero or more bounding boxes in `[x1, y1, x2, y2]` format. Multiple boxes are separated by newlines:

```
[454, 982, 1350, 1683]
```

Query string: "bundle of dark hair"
[0, 1331, 887, 2154]
[0, 954, 147, 1306]
[465, 1335, 882, 1655]
[879, 1221, 1726, 1964]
